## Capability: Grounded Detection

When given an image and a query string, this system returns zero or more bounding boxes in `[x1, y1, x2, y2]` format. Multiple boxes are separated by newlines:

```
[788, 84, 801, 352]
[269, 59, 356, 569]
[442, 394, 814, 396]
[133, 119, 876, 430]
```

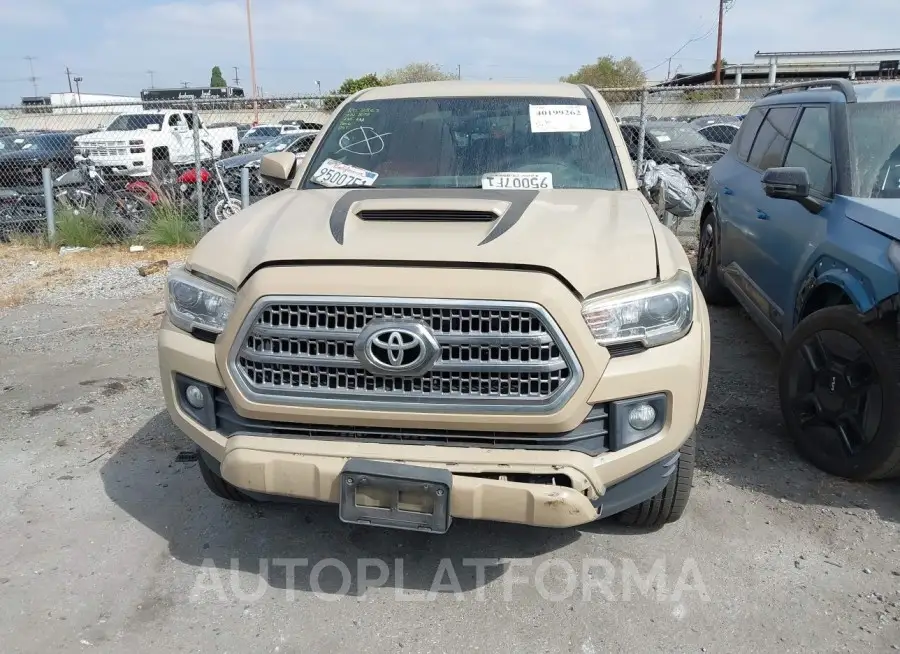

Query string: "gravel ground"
[0, 227, 899, 653]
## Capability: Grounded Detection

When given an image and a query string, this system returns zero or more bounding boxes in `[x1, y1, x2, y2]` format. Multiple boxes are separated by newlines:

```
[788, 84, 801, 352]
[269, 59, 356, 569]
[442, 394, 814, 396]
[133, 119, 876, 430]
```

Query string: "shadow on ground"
[697, 304, 900, 525]
[102, 412, 605, 597]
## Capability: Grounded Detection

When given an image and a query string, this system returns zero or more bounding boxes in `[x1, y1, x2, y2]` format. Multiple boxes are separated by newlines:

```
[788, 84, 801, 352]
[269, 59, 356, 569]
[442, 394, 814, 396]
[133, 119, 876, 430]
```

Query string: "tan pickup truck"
[159, 81, 710, 533]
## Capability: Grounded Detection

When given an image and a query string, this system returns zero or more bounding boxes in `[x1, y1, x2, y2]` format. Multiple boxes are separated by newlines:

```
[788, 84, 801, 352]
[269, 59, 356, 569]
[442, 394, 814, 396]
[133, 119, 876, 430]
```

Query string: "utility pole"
[74, 76, 83, 107]
[246, 0, 259, 124]
[24, 56, 38, 96]
[182, 81, 190, 88]
[458, 64, 461, 80]
[232, 66, 240, 86]
[65, 67, 73, 93]
[147, 70, 155, 88]
[714, 0, 725, 85]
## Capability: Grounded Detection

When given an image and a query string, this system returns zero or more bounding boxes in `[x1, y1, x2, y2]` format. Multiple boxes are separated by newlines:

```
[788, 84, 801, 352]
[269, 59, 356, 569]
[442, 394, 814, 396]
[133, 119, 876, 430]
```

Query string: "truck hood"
[75, 130, 143, 143]
[188, 188, 660, 298]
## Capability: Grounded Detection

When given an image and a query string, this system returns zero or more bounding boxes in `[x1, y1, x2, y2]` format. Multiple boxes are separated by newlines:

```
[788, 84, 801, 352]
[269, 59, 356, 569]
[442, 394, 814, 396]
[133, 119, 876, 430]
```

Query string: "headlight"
[166, 268, 235, 334]
[889, 241, 900, 274]
[581, 270, 694, 348]
[677, 153, 702, 167]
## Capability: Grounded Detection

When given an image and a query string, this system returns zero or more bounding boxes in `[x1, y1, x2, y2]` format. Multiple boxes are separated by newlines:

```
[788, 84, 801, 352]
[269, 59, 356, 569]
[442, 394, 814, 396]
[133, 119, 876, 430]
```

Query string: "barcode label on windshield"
[529, 105, 591, 133]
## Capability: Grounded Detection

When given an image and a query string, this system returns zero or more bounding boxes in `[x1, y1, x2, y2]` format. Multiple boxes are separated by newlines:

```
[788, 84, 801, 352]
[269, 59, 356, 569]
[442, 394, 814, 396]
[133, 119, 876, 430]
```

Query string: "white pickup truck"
[73, 110, 239, 178]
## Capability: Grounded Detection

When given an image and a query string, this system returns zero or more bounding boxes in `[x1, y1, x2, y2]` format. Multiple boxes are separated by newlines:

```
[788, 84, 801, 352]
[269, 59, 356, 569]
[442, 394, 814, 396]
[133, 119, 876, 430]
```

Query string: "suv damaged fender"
[159, 81, 710, 532]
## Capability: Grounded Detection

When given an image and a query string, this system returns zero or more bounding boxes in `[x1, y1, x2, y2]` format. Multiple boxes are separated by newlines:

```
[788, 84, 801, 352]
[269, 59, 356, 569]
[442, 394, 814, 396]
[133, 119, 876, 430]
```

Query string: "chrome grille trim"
[227, 296, 583, 414]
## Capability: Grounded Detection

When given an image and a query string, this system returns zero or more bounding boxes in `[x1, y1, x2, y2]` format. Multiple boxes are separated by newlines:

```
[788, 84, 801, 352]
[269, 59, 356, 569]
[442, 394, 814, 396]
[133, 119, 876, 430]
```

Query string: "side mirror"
[762, 166, 810, 200]
[762, 166, 824, 214]
[259, 151, 297, 189]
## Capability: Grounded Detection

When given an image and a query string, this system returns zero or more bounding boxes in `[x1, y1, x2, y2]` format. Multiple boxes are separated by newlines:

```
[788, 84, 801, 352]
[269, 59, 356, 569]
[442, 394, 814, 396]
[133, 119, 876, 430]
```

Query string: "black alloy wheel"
[779, 306, 900, 480]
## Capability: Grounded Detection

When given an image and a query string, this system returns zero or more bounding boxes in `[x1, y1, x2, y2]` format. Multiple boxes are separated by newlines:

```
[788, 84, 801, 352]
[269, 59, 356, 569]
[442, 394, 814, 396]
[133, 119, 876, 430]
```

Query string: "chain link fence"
[0, 80, 878, 246]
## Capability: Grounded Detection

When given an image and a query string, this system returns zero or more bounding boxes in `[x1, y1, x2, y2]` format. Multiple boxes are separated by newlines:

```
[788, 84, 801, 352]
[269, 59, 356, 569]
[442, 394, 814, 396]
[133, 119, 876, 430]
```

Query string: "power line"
[643, 1, 737, 77]
[24, 56, 39, 96]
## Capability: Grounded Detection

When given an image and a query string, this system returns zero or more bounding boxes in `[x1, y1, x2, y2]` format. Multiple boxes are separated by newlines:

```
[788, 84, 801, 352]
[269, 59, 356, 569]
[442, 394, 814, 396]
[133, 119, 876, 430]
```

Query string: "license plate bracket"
[339, 458, 452, 534]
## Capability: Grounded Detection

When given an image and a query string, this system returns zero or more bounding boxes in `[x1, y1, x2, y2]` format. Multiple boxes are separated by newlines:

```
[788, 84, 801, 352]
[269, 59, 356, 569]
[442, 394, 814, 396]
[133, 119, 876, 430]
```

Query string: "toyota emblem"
[354, 320, 440, 376]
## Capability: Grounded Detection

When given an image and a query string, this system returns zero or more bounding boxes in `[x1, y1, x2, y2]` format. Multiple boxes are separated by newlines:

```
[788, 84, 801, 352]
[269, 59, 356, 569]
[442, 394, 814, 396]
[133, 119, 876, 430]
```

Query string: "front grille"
[229, 296, 582, 413]
[214, 389, 607, 454]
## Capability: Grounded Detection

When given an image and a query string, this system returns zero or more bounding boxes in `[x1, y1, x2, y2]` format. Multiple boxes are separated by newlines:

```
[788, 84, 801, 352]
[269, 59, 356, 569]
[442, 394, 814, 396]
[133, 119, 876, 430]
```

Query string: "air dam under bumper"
[158, 264, 709, 528]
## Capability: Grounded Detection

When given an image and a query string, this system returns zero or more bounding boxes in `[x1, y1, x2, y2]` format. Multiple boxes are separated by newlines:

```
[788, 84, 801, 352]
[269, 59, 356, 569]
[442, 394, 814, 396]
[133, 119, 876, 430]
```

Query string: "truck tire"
[779, 306, 900, 480]
[696, 210, 735, 305]
[198, 450, 253, 502]
[616, 435, 695, 528]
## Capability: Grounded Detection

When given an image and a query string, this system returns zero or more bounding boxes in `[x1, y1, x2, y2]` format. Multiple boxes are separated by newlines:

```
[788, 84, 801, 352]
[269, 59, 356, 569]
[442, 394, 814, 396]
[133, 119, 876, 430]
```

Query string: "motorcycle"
[175, 140, 243, 225]
[55, 158, 154, 236]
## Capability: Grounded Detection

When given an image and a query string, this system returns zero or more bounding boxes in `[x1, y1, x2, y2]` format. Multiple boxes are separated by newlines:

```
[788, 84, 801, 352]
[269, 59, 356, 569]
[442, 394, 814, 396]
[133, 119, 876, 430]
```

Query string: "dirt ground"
[0, 239, 899, 654]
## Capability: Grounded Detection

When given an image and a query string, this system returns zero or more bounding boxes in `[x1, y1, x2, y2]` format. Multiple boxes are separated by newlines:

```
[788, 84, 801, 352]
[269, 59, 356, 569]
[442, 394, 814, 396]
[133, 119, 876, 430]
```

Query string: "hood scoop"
[356, 208, 499, 222]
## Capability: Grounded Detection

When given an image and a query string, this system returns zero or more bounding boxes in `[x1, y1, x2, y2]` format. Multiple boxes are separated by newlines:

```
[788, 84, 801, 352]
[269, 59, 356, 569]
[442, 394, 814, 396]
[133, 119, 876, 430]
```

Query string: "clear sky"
[1, 0, 897, 104]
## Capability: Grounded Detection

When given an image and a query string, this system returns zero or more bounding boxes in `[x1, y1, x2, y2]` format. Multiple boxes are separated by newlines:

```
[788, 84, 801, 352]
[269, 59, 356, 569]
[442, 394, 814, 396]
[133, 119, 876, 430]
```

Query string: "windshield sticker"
[482, 172, 553, 190]
[529, 105, 590, 133]
[311, 159, 378, 187]
[337, 126, 391, 156]
[654, 134, 671, 142]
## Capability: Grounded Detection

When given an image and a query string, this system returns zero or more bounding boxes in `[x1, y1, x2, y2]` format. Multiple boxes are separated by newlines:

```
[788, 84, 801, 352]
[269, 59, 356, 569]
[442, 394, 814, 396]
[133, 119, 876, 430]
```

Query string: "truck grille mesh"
[230, 298, 581, 412]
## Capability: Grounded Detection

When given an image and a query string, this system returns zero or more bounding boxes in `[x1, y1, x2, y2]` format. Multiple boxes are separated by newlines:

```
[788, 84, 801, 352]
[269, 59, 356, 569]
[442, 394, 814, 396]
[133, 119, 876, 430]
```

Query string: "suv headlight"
[166, 268, 235, 334]
[888, 241, 900, 274]
[581, 270, 693, 348]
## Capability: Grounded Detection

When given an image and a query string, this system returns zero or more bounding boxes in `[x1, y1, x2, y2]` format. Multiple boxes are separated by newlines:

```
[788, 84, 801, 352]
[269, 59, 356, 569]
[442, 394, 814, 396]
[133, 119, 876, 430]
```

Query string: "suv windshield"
[647, 123, 713, 150]
[849, 101, 900, 198]
[105, 114, 164, 131]
[302, 96, 621, 190]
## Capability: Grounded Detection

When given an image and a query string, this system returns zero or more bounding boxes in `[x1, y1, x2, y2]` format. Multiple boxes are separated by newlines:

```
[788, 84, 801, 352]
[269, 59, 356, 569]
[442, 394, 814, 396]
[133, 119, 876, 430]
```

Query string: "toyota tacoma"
[159, 81, 711, 532]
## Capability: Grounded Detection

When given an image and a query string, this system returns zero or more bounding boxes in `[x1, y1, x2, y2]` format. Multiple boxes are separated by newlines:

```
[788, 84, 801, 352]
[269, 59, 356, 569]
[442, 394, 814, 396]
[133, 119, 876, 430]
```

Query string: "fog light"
[185, 384, 206, 409]
[627, 403, 656, 431]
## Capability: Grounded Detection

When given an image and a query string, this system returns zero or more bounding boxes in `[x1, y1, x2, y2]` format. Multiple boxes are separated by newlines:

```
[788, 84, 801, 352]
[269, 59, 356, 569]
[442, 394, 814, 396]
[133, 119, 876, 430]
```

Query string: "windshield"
[246, 127, 280, 138]
[105, 114, 163, 131]
[647, 124, 712, 150]
[260, 134, 297, 153]
[302, 96, 621, 190]
[849, 101, 900, 198]
[19, 134, 70, 151]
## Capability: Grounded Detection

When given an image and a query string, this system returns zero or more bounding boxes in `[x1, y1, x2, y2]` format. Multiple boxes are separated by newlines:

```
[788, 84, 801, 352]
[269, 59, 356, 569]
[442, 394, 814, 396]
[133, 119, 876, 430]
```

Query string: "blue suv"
[700, 79, 900, 481]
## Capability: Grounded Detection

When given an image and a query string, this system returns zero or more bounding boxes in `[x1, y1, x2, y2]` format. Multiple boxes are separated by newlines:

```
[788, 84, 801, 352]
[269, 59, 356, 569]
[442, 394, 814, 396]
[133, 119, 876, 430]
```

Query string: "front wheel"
[779, 306, 900, 480]
[617, 435, 695, 528]
[695, 211, 735, 305]
[212, 196, 242, 224]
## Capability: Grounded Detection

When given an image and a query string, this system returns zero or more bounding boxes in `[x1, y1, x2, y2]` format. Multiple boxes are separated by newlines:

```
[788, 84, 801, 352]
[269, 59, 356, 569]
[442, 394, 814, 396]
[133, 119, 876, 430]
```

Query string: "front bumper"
[159, 265, 711, 528]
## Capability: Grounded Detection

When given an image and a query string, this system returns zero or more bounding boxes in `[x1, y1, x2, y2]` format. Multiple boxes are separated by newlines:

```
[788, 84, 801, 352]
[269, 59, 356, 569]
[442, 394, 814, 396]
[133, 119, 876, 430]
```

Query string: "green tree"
[561, 56, 646, 88]
[210, 66, 227, 87]
[382, 62, 457, 85]
[323, 73, 382, 110]
[710, 58, 729, 71]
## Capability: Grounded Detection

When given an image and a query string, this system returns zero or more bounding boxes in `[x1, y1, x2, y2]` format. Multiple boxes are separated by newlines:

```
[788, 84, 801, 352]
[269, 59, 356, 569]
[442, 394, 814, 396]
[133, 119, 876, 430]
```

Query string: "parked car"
[159, 80, 711, 532]
[691, 117, 742, 147]
[619, 121, 727, 187]
[0, 131, 79, 189]
[279, 119, 324, 130]
[239, 124, 310, 152]
[700, 79, 900, 480]
[0, 131, 82, 231]
[217, 130, 318, 198]
[74, 110, 239, 179]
